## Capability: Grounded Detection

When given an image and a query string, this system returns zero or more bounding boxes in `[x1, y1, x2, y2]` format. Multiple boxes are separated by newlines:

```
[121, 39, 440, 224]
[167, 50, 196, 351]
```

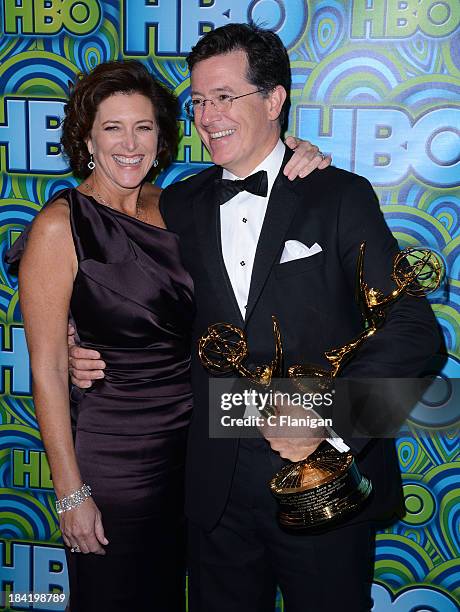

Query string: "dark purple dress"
[7, 188, 194, 612]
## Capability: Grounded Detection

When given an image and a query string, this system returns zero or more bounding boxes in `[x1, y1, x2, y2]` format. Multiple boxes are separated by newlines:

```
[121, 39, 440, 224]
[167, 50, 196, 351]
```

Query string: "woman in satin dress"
[7, 60, 327, 611]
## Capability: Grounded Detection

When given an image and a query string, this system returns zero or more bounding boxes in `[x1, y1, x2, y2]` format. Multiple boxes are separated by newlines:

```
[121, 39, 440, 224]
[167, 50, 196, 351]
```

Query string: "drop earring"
[152, 159, 158, 168]
[87, 154, 95, 170]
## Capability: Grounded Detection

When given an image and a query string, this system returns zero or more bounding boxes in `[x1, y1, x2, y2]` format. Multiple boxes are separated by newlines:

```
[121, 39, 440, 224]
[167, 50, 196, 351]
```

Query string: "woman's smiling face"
[86, 92, 158, 191]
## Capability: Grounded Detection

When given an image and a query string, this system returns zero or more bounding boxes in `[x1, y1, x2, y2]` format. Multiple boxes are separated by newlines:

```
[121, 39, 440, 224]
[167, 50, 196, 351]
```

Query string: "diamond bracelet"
[55, 484, 92, 514]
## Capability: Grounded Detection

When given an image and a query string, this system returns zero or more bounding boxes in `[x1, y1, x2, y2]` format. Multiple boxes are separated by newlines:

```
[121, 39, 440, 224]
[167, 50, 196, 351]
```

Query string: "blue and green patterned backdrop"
[0, 1, 459, 610]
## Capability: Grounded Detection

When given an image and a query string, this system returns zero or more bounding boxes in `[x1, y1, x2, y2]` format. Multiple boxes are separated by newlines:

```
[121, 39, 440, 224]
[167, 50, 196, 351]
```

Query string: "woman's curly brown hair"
[61, 60, 179, 179]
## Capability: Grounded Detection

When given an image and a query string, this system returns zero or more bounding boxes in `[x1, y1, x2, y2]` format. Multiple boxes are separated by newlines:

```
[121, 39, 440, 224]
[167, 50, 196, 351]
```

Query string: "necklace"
[82, 181, 145, 220]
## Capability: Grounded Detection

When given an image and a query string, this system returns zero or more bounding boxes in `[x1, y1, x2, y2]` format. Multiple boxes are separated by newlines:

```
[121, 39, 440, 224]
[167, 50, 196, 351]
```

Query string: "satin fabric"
[7, 188, 194, 611]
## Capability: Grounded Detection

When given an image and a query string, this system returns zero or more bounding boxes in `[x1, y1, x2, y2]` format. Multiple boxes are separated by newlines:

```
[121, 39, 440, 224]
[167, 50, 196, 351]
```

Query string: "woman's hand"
[60, 497, 109, 555]
[284, 136, 331, 180]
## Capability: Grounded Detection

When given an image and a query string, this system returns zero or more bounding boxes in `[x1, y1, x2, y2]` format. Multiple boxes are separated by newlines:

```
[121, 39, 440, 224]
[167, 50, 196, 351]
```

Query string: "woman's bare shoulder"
[28, 198, 72, 242]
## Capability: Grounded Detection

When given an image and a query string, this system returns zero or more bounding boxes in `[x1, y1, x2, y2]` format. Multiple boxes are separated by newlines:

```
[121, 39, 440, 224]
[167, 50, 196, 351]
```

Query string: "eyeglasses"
[184, 89, 264, 120]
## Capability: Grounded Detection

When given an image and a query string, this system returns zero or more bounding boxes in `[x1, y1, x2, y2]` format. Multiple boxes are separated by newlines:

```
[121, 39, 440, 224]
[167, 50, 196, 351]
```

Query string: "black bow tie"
[214, 170, 268, 205]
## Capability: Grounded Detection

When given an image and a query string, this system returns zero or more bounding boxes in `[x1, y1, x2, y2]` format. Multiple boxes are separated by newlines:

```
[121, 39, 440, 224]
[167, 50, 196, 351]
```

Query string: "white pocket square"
[280, 240, 322, 264]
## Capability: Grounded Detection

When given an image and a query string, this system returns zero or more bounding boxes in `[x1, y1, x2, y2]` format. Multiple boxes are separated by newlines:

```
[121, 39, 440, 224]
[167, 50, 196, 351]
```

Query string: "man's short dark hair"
[186, 23, 291, 132]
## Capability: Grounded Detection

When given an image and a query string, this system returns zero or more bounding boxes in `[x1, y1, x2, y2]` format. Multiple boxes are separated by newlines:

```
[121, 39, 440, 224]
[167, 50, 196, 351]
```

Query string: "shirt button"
[240, 261, 246, 266]
[242, 218, 247, 223]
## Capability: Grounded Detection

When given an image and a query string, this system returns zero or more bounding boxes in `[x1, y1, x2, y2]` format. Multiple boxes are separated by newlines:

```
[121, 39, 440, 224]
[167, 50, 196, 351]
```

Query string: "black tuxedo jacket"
[161, 148, 440, 531]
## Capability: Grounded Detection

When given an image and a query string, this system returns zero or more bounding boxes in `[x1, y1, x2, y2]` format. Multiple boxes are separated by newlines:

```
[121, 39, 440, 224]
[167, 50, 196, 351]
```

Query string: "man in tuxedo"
[71, 23, 440, 612]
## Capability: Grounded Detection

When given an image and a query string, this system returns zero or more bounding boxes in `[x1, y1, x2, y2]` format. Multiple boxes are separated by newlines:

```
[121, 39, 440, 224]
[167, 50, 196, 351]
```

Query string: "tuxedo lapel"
[245, 157, 301, 324]
[193, 175, 244, 326]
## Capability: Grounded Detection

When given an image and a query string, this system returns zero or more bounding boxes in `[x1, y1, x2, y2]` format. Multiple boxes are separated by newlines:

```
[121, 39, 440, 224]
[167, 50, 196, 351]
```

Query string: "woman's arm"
[19, 200, 107, 555]
[284, 136, 331, 180]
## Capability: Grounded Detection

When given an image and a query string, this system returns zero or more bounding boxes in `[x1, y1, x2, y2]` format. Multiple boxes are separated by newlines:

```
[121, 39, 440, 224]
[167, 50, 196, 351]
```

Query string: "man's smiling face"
[191, 50, 284, 177]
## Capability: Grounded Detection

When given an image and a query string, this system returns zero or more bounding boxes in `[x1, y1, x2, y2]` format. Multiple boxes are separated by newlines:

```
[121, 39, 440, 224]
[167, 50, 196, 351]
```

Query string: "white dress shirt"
[220, 140, 284, 317]
[219, 139, 349, 453]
